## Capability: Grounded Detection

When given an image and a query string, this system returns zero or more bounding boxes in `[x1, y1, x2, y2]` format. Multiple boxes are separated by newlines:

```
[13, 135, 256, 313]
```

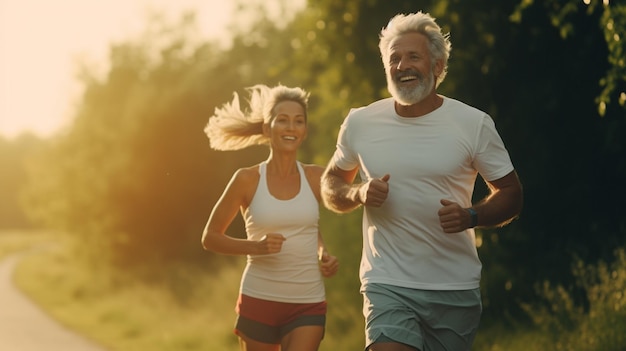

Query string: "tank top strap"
[296, 161, 316, 200]
[296, 161, 304, 186]
[258, 160, 268, 191]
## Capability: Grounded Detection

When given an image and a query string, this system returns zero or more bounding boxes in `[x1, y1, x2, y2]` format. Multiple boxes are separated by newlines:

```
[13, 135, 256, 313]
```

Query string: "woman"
[202, 84, 339, 351]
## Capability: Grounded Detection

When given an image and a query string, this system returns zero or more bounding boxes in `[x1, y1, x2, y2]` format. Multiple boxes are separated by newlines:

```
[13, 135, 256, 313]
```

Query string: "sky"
[0, 0, 300, 139]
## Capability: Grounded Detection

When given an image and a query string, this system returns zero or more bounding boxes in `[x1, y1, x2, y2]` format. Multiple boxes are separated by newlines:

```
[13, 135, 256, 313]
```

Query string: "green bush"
[521, 248, 626, 351]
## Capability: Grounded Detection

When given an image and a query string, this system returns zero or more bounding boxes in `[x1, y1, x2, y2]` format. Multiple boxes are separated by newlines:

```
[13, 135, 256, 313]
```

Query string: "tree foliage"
[0, 134, 43, 229]
[513, 0, 626, 115]
[21, 14, 269, 267]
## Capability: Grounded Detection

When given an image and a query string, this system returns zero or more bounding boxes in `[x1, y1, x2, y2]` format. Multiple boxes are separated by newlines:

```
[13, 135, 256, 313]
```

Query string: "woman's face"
[265, 100, 307, 151]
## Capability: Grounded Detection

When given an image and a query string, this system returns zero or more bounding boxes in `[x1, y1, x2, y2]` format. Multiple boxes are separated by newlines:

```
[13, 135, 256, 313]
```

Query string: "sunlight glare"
[0, 0, 305, 139]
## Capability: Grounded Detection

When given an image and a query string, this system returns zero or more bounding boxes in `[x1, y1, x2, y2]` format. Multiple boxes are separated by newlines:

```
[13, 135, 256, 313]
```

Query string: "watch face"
[467, 208, 478, 228]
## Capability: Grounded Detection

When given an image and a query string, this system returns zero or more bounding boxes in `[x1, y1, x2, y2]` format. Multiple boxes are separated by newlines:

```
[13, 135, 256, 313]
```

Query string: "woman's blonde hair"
[205, 84, 309, 151]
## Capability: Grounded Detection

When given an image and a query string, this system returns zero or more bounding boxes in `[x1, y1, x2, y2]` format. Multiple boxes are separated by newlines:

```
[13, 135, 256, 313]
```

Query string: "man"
[320, 12, 523, 351]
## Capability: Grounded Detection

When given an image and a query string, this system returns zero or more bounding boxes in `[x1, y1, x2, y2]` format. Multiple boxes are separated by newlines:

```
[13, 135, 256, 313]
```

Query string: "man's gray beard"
[387, 73, 434, 106]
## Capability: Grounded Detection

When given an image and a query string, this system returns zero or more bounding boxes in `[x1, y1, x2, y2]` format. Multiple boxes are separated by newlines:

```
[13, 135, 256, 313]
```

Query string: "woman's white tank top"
[240, 161, 325, 303]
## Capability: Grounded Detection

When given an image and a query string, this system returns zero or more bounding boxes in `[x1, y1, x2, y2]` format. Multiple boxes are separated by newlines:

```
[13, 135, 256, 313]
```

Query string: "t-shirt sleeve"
[473, 115, 515, 181]
[330, 113, 360, 171]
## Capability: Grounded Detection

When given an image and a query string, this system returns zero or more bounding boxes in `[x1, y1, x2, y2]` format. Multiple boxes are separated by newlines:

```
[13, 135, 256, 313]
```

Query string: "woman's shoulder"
[300, 163, 324, 197]
[231, 164, 261, 185]
[300, 163, 324, 179]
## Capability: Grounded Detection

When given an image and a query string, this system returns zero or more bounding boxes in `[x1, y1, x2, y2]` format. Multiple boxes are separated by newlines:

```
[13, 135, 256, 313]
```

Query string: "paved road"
[0, 251, 107, 351]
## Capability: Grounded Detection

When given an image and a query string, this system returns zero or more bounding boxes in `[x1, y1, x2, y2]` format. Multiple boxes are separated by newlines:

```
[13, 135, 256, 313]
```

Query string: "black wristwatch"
[466, 208, 478, 228]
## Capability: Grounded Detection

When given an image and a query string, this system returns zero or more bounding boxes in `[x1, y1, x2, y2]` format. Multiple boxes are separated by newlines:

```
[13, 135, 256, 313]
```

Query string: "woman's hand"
[257, 233, 286, 254]
[319, 251, 339, 277]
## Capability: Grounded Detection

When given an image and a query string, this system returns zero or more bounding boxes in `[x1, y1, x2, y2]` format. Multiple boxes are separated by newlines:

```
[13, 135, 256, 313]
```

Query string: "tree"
[0, 134, 43, 229]
[21, 13, 268, 267]
[513, 0, 626, 116]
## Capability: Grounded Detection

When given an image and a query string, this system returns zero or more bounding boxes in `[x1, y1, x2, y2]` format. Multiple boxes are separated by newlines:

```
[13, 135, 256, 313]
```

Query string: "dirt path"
[0, 251, 107, 351]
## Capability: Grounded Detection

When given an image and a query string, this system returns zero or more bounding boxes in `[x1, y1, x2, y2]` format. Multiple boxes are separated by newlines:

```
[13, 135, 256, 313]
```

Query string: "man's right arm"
[320, 160, 361, 214]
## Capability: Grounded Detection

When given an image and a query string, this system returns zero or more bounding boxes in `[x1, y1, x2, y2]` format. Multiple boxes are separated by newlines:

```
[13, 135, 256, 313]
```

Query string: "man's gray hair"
[379, 12, 452, 87]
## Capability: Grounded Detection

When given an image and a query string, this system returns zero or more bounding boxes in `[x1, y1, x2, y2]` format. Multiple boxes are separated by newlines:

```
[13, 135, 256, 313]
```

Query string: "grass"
[13, 244, 243, 350]
[2, 230, 364, 350]
[2, 230, 625, 351]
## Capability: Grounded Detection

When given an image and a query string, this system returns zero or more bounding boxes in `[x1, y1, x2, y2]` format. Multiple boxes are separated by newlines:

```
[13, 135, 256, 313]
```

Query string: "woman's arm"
[201, 167, 285, 255]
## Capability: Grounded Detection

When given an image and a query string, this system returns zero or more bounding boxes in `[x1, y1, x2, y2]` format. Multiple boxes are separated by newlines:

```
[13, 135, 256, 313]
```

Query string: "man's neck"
[395, 93, 443, 118]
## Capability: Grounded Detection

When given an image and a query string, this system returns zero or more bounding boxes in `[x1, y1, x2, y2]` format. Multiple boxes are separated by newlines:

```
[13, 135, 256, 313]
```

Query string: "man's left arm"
[472, 170, 523, 228]
[439, 170, 523, 233]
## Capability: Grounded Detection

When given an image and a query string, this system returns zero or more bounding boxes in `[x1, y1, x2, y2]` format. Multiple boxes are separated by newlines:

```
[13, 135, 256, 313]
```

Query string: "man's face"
[385, 32, 437, 106]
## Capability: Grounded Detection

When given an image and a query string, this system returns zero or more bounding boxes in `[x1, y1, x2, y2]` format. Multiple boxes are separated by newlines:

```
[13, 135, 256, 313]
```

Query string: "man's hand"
[358, 174, 390, 207]
[438, 199, 472, 233]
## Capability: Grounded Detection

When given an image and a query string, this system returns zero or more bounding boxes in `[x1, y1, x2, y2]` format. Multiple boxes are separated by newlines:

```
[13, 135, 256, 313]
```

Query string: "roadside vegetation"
[2, 231, 624, 351]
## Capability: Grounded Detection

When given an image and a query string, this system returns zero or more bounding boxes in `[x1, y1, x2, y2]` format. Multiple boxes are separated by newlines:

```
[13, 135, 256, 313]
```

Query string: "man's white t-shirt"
[331, 96, 514, 290]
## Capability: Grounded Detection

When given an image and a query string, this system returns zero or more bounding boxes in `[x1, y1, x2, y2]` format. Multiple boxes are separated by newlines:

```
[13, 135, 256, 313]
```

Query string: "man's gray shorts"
[362, 283, 482, 351]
